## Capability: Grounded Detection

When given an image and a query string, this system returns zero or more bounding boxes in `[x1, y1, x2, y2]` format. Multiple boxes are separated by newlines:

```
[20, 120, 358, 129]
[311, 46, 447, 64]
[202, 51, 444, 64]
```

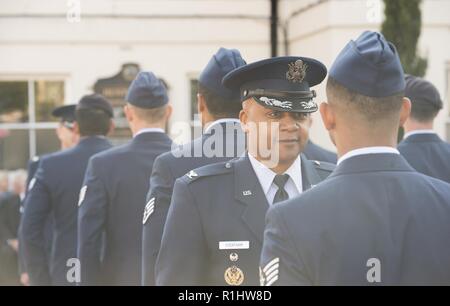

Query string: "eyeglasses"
[61, 121, 75, 130]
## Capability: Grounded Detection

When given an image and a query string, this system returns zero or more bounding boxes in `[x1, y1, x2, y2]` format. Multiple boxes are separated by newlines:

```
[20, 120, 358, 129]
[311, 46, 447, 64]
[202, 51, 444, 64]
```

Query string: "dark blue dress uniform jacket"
[77, 132, 172, 285]
[303, 140, 337, 164]
[141, 121, 246, 285]
[398, 133, 450, 184]
[21, 136, 112, 285]
[260, 153, 450, 285]
[155, 153, 334, 286]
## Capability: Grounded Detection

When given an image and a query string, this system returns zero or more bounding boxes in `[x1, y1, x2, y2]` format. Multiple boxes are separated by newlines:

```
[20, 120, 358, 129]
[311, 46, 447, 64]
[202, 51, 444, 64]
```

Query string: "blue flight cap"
[126, 71, 169, 109]
[76, 94, 114, 118]
[223, 56, 327, 113]
[199, 47, 246, 100]
[329, 31, 405, 97]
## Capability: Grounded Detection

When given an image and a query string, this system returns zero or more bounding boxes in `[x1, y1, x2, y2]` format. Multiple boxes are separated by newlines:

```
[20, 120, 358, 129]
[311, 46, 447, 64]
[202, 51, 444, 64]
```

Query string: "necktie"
[273, 174, 290, 204]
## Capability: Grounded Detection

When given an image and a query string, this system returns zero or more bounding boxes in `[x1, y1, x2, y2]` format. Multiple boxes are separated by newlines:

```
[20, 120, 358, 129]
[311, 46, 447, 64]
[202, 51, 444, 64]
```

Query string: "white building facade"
[0, 0, 449, 169]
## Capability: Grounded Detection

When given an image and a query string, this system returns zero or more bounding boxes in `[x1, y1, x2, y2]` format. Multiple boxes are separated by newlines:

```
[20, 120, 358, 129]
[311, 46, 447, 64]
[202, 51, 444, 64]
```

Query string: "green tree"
[381, 0, 427, 77]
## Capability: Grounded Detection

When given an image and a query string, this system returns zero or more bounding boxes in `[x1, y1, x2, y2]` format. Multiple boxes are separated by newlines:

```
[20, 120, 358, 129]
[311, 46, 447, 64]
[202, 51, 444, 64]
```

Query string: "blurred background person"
[399, 75, 450, 183]
[0, 169, 26, 285]
[19, 105, 78, 286]
[77, 72, 173, 285]
[21, 95, 114, 286]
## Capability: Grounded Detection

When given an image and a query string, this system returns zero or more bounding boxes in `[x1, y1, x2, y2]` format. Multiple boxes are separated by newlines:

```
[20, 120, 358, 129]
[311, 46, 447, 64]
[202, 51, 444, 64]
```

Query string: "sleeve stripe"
[265, 275, 278, 286]
[263, 257, 279, 273]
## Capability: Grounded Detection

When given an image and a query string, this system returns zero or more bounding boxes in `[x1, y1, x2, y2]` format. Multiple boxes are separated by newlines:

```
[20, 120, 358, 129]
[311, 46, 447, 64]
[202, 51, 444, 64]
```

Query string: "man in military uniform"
[26, 104, 79, 191]
[77, 72, 173, 285]
[141, 48, 246, 285]
[398, 75, 450, 183]
[156, 56, 335, 286]
[0, 171, 21, 285]
[19, 104, 78, 285]
[260, 31, 450, 286]
[21, 94, 114, 286]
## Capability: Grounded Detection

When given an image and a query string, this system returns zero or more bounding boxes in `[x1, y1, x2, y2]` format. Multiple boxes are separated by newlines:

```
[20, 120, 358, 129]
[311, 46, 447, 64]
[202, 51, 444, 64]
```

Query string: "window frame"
[0, 74, 68, 164]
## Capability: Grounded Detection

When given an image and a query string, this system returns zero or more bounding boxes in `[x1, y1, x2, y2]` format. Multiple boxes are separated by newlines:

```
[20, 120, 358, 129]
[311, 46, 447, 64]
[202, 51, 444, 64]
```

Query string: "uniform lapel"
[300, 153, 322, 191]
[234, 154, 269, 243]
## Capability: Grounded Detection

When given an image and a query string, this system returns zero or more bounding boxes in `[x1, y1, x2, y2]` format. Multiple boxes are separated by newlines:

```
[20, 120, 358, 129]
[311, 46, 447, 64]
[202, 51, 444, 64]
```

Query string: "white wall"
[1, 0, 449, 148]
[0, 0, 272, 143]
[282, 0, 450, 151]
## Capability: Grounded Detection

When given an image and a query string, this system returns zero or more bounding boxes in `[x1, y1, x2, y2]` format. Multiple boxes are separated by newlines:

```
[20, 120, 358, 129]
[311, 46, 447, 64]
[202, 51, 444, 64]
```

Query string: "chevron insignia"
[142, 197, 155, 225]
[260, 257, 279, 286]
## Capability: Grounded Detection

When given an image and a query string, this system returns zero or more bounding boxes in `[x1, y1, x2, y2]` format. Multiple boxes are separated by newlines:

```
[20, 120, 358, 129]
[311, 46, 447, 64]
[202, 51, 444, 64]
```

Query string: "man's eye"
[267, 111, 282, 119]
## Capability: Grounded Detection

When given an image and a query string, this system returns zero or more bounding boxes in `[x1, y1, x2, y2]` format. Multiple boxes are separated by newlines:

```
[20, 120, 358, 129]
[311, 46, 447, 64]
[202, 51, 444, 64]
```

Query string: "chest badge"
[224, 265, 244, 286]
[229, 252, 238, 262]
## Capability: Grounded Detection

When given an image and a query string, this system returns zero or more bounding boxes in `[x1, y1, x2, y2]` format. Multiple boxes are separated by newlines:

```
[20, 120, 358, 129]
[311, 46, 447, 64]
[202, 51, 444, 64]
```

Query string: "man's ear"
[399, 97, 412, 127]
[123, 104, 132, 123]
[72, 121, 80, 136]
[319, 101, 335, 131]
[197, 93, 206, 115]
[165, 104, 173, 121]
[108, 120, 115, 136]
[239, 100, 250, 133]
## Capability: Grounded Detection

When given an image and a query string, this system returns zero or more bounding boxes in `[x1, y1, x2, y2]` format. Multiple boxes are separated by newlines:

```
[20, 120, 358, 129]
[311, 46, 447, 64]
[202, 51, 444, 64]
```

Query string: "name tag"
[219, 241, 250, 250]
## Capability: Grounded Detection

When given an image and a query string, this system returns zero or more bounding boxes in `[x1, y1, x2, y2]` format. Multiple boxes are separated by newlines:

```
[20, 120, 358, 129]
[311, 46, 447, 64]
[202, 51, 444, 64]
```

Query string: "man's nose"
[280, 113, 300, 131]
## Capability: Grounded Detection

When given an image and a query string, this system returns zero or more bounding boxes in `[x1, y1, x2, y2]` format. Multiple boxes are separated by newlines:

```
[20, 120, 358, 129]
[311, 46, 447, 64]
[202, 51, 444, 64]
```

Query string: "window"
[190, 78, 202, 140]
[0, 81, 28, 123]
[0, 78, 65, 170]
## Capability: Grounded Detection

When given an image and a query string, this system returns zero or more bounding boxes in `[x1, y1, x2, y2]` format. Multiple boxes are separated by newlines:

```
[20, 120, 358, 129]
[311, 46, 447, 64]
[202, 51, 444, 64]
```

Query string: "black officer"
[155, 56, 335, 286]
[260, 31, 450, 285]
[398, 75, 450, 183]
[19, 104, 78, 286]
[141, 48, 246, 285]
[21, 95, 114, 285]
[77, 72, 173, 285]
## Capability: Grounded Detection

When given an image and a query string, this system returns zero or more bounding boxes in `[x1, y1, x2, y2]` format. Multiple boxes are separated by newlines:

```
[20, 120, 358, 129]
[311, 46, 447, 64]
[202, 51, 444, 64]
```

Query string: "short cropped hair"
[326, 77, 404, 122]
[198, 83, 241, 119]
[410, 101, 441, 123]
[129, 104, 168, 123]
[76, 108, 111, 136]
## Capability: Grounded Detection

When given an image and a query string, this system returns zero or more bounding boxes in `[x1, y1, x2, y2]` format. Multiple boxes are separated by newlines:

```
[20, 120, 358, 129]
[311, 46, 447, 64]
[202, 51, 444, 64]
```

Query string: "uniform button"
[314, 160, 320, 166]
[225, 162, 231, 169]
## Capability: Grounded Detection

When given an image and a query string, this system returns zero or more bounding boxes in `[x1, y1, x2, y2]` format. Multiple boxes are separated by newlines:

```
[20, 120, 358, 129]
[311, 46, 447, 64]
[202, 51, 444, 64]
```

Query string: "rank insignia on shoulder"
[78, 185, 87, 207]
[186, 170, 198, 179]
[143, 197, 155, 225]
[260, 257, 279, 286]
[224, 265, 244, 286]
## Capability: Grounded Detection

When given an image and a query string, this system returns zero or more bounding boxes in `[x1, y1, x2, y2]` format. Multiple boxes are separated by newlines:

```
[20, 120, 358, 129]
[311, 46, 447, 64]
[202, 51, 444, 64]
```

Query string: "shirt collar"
[248, 153, 302, 195]
[337, 146, 400, 165]
[134, 128, 165, 138]
[204, 118, 241, 134]
[403, 129, 436, 140]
